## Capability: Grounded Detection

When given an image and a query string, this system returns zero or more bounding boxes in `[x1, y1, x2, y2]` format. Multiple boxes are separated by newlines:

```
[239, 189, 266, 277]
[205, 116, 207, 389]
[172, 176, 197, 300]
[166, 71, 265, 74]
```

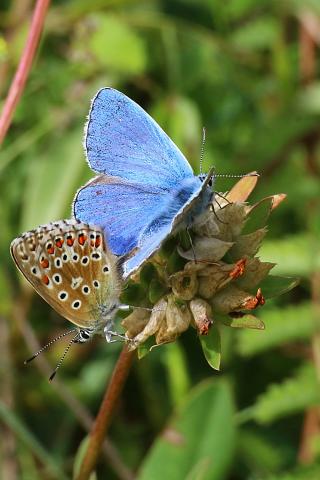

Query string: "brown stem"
[76, 346, 135, 480]
[0, 0, 51, 145]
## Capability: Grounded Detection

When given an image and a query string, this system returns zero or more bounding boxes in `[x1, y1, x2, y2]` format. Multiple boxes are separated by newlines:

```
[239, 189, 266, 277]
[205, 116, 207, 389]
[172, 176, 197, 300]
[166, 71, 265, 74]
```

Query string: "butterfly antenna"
[214, 171, 259, 179]
[49, 332, 79, 382]
[24, 329, 78, 364]
[199, 127, 206, 176]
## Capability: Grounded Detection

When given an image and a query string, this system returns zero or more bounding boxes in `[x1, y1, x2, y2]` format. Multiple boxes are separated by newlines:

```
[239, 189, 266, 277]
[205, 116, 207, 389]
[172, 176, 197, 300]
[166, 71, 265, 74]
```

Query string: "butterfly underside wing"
[10, 219, 122, 332]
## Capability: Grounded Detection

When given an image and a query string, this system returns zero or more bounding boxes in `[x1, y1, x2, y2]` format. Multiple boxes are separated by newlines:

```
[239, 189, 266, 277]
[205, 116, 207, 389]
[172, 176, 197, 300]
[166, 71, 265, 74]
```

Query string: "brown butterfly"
[11, 219, 128, 379]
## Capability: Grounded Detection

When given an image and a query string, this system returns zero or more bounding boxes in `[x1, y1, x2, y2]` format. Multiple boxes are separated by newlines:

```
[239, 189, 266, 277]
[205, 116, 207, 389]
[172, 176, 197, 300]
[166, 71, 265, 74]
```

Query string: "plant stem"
[0, 0, 51, 146]
[76, 346, 135, 480]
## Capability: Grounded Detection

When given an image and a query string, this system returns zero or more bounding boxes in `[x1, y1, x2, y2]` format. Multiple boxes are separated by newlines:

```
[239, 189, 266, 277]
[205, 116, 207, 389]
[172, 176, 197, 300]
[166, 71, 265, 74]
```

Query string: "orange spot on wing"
[78, 233, 87, 245]
[40, 259, 49, 268]
[67, 237, 74, 246]
[95, 235, 101, 247]
[47, 246, 54, 255]
[55, 238, 64, 248]
[42, 275, 50, 285]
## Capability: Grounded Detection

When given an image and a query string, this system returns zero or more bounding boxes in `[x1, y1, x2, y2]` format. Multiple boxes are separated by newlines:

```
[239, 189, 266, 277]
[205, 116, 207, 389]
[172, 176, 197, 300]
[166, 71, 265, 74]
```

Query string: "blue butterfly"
[73, 88, 214, 278]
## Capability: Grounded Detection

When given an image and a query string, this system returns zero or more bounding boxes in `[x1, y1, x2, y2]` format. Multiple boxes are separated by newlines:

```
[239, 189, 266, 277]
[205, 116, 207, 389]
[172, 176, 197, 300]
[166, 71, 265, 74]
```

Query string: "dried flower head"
[120, 175, 297, 368]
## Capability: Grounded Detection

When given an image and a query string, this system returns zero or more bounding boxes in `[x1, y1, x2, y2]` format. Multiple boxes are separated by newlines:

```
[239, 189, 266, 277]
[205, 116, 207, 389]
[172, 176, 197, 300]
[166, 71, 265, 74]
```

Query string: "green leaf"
[220, 314, 265, 330]
[148, 278, 168, 304]
[264, 462, 320, 480]
[138, 380, 236, 480]
[260, 235, 320, 276]
[20, 128, 85, 231]
[237, 303, 315, 356]
[73, 435, 97, 480]
[238, 429, 287, 475]
[89, 14, 146, 75]
[0, 401, 68, 480]
[242, 197, 273, 234]
[137, 337, 155, 359]
[230, 17, 279, 51]
[162, 342, 191, 406]
[237, 364, 320, 425]
[258, 275, 299, 298]
[199, 324, 221, 370]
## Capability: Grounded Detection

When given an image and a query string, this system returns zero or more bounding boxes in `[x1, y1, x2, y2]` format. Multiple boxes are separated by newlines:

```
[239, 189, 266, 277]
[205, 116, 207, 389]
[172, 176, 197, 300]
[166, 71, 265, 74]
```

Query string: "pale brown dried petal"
[128, 298, 167, 349]
[211, 203, 248, 241]
[192, 209, 220, 237]
[121, 309, 150, 338]
[236, 258, 275, 289]
[170, 271, 198, 300]
[228, 227, 267, 258]
[178, 237, 233, 262]
[211, 285, 265, 314]
[155, 295, 191, 344]
[197, 261, 243, 298]
[189, 298, 213, 335]
[226, 173, 259, 202]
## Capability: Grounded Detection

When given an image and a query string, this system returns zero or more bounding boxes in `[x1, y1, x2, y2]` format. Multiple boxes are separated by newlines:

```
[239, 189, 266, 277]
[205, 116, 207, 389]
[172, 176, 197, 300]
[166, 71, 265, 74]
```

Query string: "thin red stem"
[76, 346, 135, 480]
[0, 0, 51, 146]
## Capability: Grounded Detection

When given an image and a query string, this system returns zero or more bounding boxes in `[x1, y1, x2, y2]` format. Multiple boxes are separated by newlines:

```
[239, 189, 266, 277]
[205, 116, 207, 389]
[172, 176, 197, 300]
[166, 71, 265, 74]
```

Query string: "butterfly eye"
[79, 329, 90, 341]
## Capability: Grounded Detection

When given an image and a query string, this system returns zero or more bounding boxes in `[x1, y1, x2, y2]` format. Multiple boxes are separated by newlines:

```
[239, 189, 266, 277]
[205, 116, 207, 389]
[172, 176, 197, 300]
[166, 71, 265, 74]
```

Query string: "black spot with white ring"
[81, 256, 89, 265]
[82, 285, 90, 295]
[103, 265, 109, 273]
[72, 300, 81, 310]
[53, 274, 62, 285]
[54, 258, 62, 268]
[58, 291, 68, 301]
[93, 280, 100, 289]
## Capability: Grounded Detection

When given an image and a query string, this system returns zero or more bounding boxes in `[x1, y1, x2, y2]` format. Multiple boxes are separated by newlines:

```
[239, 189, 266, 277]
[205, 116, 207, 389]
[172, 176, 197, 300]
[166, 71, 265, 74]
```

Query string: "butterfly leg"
[186, 225, 197, 263]
[104, 321, 130, 343]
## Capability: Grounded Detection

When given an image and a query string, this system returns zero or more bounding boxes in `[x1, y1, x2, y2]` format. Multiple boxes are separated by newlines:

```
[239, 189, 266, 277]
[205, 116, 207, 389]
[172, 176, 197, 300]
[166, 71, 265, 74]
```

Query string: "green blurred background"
[1, 1, 320, 479]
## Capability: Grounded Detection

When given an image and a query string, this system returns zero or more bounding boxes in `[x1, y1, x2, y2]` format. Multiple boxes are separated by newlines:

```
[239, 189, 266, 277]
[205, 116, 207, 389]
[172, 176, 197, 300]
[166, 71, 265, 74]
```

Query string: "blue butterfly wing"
[85, 88, 194, 188]
[73, 174, 213, 277]
[74, 176, 166, 256]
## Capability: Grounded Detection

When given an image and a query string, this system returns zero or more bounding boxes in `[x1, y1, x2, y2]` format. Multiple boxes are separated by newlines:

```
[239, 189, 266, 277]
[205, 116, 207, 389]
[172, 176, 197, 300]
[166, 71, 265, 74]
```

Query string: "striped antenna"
[24, 328, 77, 364]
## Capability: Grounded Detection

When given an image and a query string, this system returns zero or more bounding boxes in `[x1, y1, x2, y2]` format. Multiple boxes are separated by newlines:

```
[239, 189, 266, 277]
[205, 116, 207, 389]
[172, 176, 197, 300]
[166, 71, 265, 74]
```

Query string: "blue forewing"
[73, 88, 213, 277]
